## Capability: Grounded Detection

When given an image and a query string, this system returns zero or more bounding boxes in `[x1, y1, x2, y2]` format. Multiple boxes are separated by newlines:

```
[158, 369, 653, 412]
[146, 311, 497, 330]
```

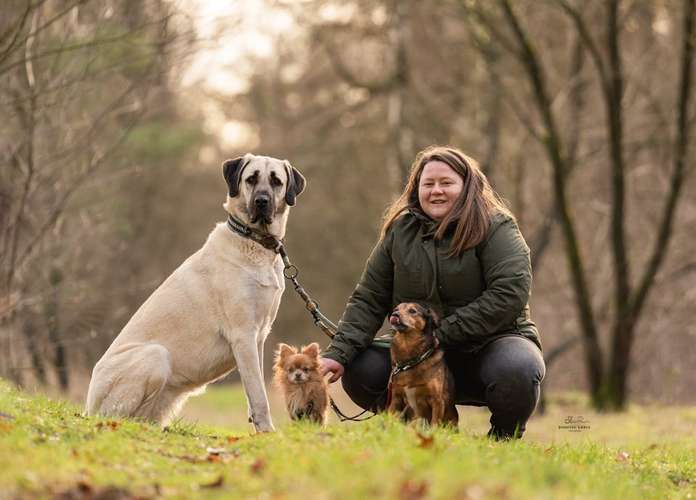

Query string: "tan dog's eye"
[270, 175, 283, 188]
[408, 307, 417, 314]
[245, 177, 256, 185]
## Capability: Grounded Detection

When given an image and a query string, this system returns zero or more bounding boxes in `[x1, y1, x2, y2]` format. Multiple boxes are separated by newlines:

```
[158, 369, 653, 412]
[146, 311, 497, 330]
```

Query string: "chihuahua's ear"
[301, 342, 320, 358]
[275, 343, 297, 361]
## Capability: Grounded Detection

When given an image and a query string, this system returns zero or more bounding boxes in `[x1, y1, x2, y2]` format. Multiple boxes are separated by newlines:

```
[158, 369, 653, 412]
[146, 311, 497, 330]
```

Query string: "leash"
[227, 215, 378, 422]
[329, 399, 374, 422]
[227, 215, 339, 338]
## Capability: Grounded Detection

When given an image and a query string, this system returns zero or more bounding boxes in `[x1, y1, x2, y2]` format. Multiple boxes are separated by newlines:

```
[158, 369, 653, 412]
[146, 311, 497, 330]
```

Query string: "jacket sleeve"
[435, 215, 531, 348]
[322, 231, 394, 366]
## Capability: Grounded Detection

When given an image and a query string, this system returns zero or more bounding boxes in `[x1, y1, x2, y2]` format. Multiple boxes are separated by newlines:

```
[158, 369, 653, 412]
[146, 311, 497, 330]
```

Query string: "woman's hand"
[320, 357, 344, 383]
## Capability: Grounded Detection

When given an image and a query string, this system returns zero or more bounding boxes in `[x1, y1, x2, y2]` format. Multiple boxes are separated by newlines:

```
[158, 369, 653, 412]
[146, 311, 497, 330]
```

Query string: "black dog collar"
[391, 345, 437, 377]
[226, 215, 283, 252]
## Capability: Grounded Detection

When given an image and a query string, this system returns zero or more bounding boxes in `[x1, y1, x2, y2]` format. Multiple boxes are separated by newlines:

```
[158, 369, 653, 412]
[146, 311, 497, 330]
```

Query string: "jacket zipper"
[432, 238, 444, 313]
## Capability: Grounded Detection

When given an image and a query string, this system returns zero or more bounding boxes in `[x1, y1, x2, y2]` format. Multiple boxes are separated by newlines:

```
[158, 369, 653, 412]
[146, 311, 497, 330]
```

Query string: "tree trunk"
[46, 267, 68, 391]
[23, 315, 47, 385]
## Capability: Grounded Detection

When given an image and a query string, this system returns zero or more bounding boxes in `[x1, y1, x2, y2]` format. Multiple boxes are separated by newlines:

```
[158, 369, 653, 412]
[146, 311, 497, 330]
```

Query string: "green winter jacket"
[322, 209, 541, 366]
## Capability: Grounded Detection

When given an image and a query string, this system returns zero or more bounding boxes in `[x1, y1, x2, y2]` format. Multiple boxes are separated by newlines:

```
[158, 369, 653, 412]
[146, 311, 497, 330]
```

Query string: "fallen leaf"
[0, 412, 15, 420]
[398, 479, 428, 500]
[95, 420, 120, 431]
[544, 446, 554, 454]
[250, 458, 266, 475]
[616, 451, 630, 463]
[76, 480, 93, 495]
[206, 447, 236, 463]
[201, 475, 224, 489]
[415, 430, 434, 449]
[227, 435, 243, 443]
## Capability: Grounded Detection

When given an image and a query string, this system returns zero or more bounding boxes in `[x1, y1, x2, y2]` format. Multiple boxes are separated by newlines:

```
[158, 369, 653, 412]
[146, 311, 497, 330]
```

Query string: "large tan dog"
[85, 154, 305, 432]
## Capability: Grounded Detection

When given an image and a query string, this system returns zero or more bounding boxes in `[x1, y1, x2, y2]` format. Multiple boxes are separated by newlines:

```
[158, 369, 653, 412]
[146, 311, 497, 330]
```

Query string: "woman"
[320, 145, 545, 439]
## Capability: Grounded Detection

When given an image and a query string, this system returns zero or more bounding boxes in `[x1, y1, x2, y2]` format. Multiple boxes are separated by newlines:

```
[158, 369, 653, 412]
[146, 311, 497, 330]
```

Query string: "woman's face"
[418, 161, 464, 221]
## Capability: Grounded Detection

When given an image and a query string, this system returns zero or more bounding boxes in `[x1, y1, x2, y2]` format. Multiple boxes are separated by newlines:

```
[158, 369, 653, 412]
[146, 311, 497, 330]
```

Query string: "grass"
[1, 380, 694, 499]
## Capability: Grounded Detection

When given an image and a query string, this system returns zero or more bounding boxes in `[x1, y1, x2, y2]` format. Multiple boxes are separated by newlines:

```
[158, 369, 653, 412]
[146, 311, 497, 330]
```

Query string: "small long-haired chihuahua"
[273, 342, 329, 425]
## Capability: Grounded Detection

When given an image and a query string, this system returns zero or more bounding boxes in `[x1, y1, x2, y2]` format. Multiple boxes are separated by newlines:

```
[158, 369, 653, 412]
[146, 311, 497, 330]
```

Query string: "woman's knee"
[479, 337, 545, 413]
[341, 346, 391, 411]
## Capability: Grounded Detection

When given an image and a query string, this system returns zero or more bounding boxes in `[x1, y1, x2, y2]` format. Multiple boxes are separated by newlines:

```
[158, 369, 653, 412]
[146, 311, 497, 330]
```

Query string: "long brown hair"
[380, 145, 512, 256]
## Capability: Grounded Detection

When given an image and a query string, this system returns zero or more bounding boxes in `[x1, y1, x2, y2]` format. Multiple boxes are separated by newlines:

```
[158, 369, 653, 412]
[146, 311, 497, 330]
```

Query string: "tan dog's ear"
[301, 342, 320, 359]
[275, 343, 297, 362]
[283, 160, 306, 206]
[223, 156, 247, 197]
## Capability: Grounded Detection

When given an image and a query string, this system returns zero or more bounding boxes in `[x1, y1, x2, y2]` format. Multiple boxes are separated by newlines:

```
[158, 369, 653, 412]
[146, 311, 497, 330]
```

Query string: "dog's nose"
[255, 195, 270, 208]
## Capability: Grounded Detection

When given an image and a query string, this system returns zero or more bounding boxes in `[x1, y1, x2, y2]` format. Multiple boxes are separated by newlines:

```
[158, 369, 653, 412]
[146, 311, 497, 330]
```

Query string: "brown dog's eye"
[408, 307, 417, 314]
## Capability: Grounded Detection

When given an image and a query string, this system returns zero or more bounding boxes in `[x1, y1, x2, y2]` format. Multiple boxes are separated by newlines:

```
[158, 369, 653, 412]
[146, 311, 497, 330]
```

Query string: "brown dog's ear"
[275, 343, 297, 362]
[424, 308, 439, 334]
[301, 342, 320, 358]
[283, 160, 306, 207]
[223, 156, 247, 197]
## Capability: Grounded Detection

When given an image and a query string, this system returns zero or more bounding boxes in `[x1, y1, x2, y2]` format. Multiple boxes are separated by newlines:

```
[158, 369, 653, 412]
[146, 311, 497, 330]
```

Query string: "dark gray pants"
[341, 336, 546, 438]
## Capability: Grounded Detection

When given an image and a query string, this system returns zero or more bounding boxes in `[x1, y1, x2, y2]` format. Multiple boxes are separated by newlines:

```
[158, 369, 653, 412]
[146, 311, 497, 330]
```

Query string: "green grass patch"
[1, 379, 694, 499]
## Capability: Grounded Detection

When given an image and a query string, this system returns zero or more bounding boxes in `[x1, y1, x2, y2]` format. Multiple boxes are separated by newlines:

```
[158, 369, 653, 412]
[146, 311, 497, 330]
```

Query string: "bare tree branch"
[0, 13, 177, 77]
[10, 81, 147, 276]
[0, 0, 82, 67]
[554, 0, 611, 93]
[496, 0, 604, 399]
[630, 0, 696, 322]
[314, 25, 397, 93]
[605, 0, 631, 319]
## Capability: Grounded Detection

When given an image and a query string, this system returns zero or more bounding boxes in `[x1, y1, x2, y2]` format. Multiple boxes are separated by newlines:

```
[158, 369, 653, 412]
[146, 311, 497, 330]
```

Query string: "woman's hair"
[380, 145, 513, 256]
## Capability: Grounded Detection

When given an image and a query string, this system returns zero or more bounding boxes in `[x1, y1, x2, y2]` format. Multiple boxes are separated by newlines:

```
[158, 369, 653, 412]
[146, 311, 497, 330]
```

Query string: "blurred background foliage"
[1, 0, 695, 410]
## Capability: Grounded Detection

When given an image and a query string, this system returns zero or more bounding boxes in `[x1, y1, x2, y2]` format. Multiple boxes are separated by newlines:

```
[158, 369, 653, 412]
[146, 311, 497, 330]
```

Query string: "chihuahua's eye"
[302, 367, 309, 372]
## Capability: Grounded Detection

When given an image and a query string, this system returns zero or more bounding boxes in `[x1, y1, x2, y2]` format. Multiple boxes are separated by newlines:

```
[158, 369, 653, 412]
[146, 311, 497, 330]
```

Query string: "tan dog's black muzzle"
[250, 191, 273, 224]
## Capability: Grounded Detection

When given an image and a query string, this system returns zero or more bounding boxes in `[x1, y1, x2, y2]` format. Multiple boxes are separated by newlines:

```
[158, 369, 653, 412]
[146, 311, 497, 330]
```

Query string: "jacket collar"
[407, 208, 455, 240]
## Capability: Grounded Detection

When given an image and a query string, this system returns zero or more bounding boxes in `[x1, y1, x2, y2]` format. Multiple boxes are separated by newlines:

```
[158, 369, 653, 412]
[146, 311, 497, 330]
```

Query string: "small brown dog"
[388, 302, 458, 427]
[273, 342, 329, 425]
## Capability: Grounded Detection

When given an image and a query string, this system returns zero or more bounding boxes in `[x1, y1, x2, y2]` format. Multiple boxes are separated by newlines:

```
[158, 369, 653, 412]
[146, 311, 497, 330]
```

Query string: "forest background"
[1, 0, 695, 412]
